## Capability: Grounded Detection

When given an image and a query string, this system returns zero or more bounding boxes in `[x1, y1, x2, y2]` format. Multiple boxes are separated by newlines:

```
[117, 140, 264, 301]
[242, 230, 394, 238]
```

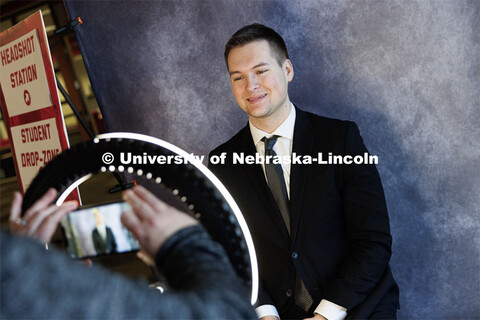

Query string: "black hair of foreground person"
[0, 226, 256, 319]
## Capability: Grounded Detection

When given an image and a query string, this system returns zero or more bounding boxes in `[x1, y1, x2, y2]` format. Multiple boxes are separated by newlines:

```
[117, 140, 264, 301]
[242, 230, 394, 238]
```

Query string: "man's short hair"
[224, 23, 289, 67]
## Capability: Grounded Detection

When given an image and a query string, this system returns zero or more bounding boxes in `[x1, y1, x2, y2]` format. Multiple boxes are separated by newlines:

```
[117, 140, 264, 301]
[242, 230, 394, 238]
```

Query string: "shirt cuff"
[255, 304, 280, 319]
[314, 299, 347, 320]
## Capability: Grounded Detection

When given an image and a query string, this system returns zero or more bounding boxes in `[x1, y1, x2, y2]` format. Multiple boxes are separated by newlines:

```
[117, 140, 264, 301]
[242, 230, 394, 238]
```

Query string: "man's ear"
[284, 59, 294, 82]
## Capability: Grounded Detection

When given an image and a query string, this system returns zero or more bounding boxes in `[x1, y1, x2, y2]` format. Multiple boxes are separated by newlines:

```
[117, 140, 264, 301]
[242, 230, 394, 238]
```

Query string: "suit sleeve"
[107, 227, 117, 252]
[325, 122, 393, 310]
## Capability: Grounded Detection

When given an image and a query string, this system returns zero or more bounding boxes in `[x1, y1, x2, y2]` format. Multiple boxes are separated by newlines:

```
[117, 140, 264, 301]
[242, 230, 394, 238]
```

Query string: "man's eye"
[257, 69, 268, 74]
[233, 76, 243, 81]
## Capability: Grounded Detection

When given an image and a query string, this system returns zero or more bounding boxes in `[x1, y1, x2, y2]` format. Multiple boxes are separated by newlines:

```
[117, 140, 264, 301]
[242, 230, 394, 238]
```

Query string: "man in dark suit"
[92, 208, 117, 254]
[209, 24, 399, 320]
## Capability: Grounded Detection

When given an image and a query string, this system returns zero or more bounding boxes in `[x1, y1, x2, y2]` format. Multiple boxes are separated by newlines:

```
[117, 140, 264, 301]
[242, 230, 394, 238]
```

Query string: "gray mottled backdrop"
[65, 1, 479, 318]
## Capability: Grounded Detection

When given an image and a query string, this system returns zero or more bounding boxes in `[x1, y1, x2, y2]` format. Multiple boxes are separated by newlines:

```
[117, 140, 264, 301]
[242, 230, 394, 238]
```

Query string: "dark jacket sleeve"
[0, 227, 256, 319]
[325, 122, 394, 310]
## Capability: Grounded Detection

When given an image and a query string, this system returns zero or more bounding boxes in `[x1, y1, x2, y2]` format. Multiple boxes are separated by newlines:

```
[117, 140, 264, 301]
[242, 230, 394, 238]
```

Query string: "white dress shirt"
[249, 105, 295, 198]
[96, 224, 107, 240]
[249, 104, 347, 320]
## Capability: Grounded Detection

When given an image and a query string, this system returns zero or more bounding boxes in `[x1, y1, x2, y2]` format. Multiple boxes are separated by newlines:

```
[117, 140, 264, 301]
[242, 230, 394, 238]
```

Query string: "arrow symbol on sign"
[24, 90, 31, 106]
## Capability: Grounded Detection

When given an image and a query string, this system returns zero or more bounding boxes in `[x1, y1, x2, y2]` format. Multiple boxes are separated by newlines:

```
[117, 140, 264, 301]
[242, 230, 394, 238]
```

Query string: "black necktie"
[262, 135, 290, 233]
[262, 135, 313, 311]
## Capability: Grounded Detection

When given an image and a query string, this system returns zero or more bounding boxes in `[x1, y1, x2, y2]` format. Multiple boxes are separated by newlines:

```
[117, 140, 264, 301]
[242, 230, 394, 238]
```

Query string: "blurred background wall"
[64, 1, 480, 318]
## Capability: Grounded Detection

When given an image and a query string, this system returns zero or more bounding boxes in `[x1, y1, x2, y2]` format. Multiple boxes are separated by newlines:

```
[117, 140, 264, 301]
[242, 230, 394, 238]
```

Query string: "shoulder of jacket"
[209, 126, 248, 156]
[298, 108, 357, 134]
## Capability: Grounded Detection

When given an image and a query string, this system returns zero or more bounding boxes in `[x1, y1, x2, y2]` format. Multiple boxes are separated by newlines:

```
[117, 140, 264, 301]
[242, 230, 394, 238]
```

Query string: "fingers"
[122, 188, 154, 221]
[9, 192, 23, 223]
[34, 201, 78, 243]
[10, 192, 30, 236]
[132, 185, 169, 212]
[123, 186, 170, 222]
[121, 208, 144, 241]
[25, 205, 59, 237]
[23, 188, 57, 221]
[9, 187, 77, 244]
[121, 185, 198, 257]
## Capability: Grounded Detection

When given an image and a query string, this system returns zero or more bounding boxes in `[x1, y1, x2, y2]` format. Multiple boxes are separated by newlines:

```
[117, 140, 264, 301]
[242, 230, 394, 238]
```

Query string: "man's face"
[227, 40, 293, 122]
[94, 210, 104, 226]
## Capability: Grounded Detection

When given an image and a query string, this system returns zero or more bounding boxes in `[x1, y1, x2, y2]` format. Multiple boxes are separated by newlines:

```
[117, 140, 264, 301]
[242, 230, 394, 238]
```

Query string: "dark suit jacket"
[92, 226, 117, 254]
[209, 107, 399, 319]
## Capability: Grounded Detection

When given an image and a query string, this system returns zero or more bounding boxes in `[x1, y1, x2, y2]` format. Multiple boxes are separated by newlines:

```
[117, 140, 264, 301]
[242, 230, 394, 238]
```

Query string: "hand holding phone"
[11, 185, 198, 263]
[61, 201, 140, 259]
[121, 185, 198, 258]
[10, 188, 78, 244]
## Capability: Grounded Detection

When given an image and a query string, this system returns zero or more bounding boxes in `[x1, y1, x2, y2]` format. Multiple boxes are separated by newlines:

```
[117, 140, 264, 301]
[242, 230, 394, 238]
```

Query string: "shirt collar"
[249, 103, 296, 147]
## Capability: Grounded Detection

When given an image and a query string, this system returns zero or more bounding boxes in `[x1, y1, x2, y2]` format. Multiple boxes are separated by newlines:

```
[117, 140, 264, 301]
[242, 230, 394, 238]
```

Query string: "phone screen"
[60, 201, 140, 259]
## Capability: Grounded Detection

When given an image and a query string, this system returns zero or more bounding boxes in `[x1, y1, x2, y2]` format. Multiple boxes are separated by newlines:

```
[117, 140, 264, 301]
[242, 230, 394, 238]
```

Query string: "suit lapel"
[237, 125, 290, 245]
[290, 108, 314, 244]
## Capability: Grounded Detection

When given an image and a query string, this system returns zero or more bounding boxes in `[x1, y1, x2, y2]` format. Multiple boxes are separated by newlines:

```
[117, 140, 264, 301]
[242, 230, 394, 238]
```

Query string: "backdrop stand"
[56, 77, 134, 193]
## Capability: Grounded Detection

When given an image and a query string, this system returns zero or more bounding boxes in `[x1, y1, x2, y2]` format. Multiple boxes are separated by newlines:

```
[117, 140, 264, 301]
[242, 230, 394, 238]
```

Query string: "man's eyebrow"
[229, 62, 270, 76]
[252, 62, 270, 69]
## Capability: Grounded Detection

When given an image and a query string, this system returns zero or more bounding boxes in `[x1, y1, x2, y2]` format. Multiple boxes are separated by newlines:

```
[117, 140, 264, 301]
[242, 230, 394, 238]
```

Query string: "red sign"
[0, 11, 80, 204]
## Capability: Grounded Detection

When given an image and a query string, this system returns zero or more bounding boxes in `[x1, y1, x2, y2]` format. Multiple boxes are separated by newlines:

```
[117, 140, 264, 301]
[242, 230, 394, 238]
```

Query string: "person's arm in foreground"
[2, 186, 256, 319]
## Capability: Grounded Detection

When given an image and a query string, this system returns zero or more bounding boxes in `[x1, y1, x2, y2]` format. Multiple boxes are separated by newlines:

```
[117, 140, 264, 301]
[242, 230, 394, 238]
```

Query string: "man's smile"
[247, 94, 267, 103]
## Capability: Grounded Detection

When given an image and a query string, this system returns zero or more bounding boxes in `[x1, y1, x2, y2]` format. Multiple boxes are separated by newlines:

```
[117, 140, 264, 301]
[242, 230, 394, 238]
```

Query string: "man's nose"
[246, 75, 260, 92]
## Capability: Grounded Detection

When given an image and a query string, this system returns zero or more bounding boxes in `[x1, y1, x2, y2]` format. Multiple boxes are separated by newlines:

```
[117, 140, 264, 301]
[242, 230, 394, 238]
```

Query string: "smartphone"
[60, 201, 140, 259]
